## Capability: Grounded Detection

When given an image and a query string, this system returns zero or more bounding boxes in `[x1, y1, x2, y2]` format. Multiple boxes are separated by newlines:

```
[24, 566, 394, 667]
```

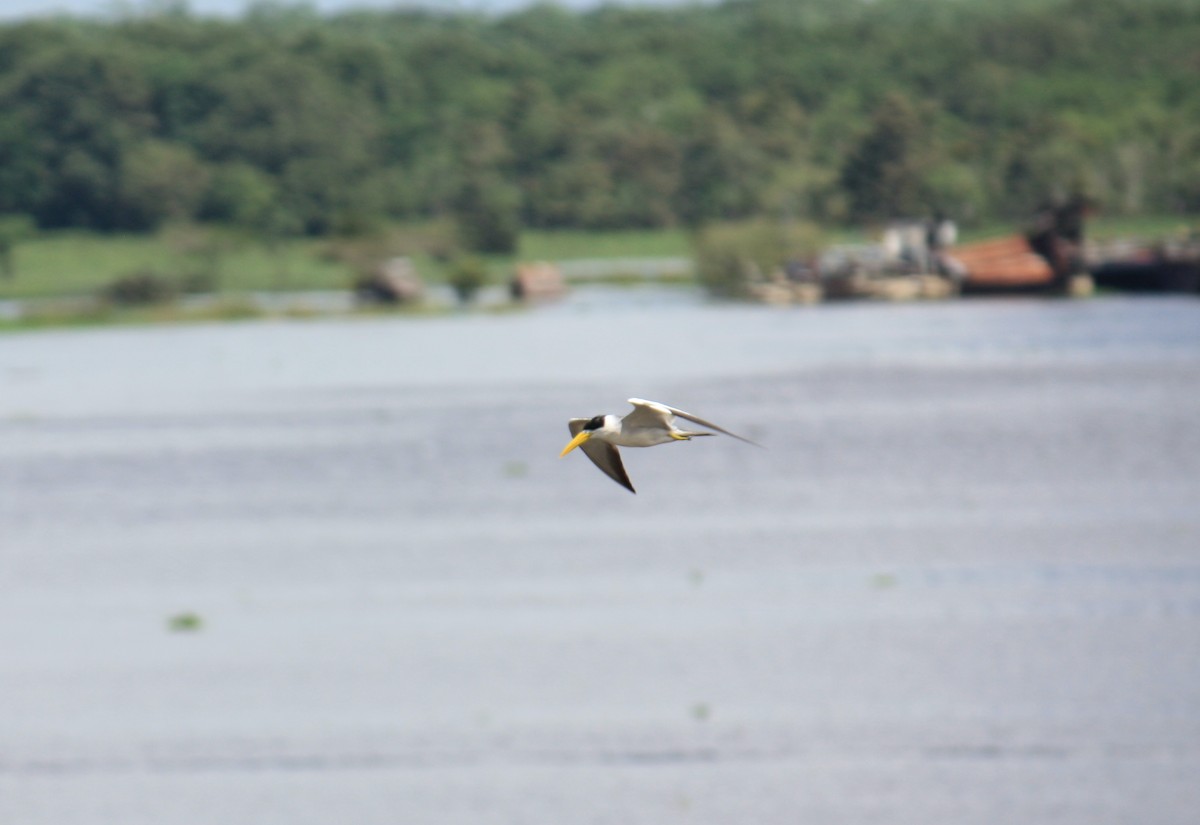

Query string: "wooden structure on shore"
[355, 256, 425, 304]
[509, 262, 566, 302]
[941, 235, 1059, 291]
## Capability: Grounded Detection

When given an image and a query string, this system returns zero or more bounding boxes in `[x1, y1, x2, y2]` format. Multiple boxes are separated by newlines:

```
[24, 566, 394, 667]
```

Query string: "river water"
[2, 291, 1199, 824]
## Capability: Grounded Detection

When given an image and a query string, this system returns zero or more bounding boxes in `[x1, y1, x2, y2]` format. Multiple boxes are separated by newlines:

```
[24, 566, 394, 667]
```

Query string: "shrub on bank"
[102, 270, 179, 305]
[694, 220, 825, 298]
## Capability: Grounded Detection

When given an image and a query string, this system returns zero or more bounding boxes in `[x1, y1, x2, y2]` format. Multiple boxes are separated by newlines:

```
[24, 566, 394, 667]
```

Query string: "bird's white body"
[585, 399, 702, 448]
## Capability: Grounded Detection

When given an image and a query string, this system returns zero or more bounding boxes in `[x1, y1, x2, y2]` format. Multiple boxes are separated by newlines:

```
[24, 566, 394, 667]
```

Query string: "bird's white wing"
[622, 398, 677, 430]
[627, 398, 759, 445]
[568, 418, 636, 493]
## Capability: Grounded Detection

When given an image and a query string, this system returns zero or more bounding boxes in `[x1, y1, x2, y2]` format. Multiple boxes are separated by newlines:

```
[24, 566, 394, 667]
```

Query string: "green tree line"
[1, 0, 1197, 248]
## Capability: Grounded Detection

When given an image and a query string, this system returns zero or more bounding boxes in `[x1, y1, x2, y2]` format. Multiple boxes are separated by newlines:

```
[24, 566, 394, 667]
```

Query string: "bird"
[559, 397, 757, 493]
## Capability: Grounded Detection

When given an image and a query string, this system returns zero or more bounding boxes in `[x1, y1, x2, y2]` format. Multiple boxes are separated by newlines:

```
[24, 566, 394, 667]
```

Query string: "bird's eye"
[586, 415, 604, 430]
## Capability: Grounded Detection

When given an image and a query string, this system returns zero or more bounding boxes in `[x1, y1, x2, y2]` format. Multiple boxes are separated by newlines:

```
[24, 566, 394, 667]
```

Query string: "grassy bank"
[1, 229, 353, 300]
[0, 225, 700, 303]
[0, 297, 268, 331]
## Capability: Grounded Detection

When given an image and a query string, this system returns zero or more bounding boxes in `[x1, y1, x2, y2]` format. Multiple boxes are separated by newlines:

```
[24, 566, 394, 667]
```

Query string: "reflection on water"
[1, 294, 1199, 824]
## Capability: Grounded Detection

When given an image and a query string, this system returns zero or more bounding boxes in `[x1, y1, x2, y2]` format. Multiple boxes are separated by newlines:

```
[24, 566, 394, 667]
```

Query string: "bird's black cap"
[584, 415, 605, 430]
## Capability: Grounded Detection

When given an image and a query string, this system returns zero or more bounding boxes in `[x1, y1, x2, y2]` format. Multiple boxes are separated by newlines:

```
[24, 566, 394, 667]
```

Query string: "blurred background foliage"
[695, 218, 825, 298]
[0, 0, 1197, 250]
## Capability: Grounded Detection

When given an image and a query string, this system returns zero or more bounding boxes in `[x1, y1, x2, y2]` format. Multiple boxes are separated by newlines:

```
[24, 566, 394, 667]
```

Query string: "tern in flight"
[559, 397, 757, 493]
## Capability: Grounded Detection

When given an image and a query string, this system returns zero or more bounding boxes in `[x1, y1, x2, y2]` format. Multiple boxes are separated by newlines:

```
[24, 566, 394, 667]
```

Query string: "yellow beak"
[560, 430, 591, 457]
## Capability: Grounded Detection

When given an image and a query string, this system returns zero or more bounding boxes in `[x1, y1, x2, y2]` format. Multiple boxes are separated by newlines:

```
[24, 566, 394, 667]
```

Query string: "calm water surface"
[2, 293, 1199, 824]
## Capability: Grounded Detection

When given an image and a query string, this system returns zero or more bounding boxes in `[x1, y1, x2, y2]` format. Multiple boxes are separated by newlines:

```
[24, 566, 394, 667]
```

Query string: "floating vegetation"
[870, 572, 899, 590]
[167, 612, 204, 633]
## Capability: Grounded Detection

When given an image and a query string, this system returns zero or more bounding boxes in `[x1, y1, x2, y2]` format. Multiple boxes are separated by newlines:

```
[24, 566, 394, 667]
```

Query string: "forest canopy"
[1, 0, 1198, 240]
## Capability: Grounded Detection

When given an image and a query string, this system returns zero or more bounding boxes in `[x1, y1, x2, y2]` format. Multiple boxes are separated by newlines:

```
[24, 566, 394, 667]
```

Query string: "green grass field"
[1, 230, 353, 300]
[1087, 214, 1199, 240]
[0, 225, 701, 302]
[518, 227, 693, 260]
[957, 214, 1199, 244]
